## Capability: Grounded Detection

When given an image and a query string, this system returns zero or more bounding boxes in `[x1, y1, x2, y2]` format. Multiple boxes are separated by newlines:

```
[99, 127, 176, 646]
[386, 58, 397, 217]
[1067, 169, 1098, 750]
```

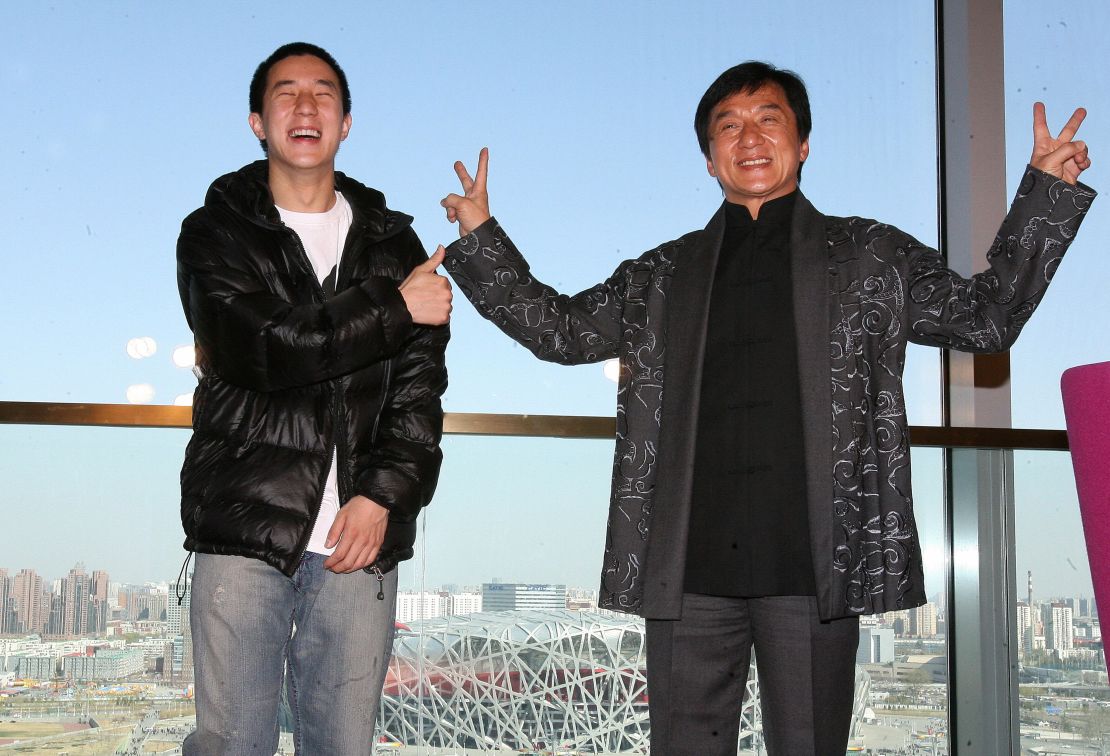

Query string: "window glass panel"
[859, 447, 950, 753]
[0, 428, 954, 753]
[1005, 1, 1110, 429]
[1013, 450, 1108, 747]
[1, 1, 939, 420]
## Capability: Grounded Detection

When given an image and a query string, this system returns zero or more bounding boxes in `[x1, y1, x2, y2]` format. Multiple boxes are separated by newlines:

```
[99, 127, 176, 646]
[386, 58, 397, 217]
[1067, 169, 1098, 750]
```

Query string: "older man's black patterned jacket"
[444, 166, 1095, 620]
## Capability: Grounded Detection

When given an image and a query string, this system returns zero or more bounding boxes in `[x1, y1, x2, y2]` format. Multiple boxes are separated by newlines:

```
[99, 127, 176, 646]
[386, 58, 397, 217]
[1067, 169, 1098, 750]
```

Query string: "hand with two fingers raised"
[442, 147, 492, 237]
[1030, 101, 1092, 185]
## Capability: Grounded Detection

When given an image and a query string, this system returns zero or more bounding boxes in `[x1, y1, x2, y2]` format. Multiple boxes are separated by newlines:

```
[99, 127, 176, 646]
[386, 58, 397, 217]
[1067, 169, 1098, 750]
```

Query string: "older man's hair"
[694, 61, 811, 180]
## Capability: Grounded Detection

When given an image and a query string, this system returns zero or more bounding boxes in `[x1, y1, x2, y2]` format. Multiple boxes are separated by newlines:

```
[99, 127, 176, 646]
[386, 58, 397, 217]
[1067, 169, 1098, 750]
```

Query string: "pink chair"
[1062, 360, 1110, 666]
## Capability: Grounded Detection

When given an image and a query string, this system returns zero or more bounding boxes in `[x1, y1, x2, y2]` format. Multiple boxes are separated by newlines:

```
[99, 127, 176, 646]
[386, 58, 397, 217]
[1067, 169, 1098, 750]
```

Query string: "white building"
[481, 583, 566, 612]
[62, 648, 144, 681]
[396, 592, 446, 624]
[1016, 602, 1033, 657]
[397, 591, 483, 624]
[1044, 603, 1074, 655]
[909, 602, 938, 637]
[166, 578, 190, 636]
[857, 627, 895, 664]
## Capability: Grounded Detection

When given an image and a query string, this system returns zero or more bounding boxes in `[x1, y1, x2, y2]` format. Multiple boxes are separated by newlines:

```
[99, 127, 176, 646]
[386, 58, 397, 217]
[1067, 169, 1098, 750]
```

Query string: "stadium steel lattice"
[377, 609, 768, 753]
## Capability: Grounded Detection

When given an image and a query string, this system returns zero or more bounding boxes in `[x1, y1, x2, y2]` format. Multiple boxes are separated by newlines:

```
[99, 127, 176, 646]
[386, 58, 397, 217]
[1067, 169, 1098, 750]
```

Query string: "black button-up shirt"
[684, 192, 816, 597]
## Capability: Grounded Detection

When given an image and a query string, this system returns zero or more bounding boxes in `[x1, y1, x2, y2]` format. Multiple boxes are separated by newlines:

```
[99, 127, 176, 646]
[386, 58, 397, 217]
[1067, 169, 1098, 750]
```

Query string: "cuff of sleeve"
[1022, 163, 1098, 199]
[446, 216, 500, 260]
[359, 277, 414, 348]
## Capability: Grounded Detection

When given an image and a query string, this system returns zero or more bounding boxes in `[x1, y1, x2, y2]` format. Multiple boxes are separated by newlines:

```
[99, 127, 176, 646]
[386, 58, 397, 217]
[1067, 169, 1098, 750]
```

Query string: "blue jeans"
[183, 552, 398, 755]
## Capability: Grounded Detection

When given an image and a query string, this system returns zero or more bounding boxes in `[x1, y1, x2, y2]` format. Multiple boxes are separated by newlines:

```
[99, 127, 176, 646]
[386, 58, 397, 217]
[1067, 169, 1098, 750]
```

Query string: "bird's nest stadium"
[377, 609, 870, 754]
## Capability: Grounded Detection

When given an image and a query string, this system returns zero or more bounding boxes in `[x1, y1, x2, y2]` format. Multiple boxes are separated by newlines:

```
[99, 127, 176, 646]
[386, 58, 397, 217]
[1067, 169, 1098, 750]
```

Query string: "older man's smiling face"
[705, 83, 809, 216]
[248, 54, 351, 176]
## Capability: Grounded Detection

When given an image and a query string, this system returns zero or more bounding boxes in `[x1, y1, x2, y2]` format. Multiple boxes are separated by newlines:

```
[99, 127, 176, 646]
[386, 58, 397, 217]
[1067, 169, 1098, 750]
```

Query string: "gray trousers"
[646, 594, 860, 755]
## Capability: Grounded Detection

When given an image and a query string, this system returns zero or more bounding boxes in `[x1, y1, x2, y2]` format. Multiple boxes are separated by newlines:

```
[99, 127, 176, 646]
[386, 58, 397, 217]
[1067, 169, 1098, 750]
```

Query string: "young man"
[440, 62, 1094, 754]
[176, 42, 451, 754]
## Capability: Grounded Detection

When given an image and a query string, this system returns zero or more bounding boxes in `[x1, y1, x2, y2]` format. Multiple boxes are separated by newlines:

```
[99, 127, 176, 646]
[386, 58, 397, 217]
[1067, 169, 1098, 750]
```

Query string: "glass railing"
[5, 404, 1081, 754]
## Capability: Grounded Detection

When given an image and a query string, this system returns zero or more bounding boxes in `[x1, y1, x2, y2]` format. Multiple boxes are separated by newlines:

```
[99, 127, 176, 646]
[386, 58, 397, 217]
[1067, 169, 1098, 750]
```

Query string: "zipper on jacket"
[373, 566, 385, 601]
[283, 225, 334, 570]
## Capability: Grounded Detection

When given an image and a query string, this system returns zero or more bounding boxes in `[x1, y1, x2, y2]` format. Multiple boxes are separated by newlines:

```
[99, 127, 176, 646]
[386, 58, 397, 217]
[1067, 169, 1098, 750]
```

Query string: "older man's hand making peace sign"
[442, 146, 492, 236]
[1031, 102, 1092, 184]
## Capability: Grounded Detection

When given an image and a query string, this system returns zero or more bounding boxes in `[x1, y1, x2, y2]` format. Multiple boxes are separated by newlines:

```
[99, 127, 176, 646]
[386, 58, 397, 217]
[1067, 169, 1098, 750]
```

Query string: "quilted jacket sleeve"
[354, 233, 448, 519]
[901, 165, 1096, 352]
[444, 217, 630, 365]
[177, 216, 415, 392]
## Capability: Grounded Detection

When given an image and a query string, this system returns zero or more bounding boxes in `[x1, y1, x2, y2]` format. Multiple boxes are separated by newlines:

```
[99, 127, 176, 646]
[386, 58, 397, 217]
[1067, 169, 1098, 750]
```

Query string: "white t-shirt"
[276, 191, 353, 556]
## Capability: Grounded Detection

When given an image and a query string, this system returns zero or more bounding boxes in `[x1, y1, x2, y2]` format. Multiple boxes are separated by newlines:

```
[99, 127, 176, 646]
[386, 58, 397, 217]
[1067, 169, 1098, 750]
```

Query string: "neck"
[729, 186, 797, 221]
[268, 163, 337, 212]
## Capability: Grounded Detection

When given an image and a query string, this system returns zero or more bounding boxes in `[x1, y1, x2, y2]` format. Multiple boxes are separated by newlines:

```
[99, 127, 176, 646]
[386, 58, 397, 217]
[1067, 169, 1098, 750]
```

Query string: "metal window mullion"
[937, 0, 1018, 753]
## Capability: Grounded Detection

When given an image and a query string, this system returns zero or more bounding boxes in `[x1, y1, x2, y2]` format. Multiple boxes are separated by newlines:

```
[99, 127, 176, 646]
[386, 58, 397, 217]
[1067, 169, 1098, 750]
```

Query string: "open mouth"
[289, 128, 322, 142]
[739, 158, 771, 167]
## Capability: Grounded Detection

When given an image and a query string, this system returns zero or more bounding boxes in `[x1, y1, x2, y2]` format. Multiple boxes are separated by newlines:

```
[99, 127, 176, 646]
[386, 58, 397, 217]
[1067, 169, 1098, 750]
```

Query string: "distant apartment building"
[12, 569, 45, 635]
[62, 648, 143, 681]
[1016, 602, 1033, 657]
[61, 564, 90, 637]
[15, 655, 58, 680]
[91, 570, 110, 603]
[1075, 619, 1101, 641]
[1044, 602, 1075, 655]
[481, 583, 567, 612]
[397, 592, 445, 623]
[0, 568, 10, 634]
[131, 636, 173, 669]
[857, 627, 895, 664]
[121, 586, 168, 623]
[449, 592, 482, 616]
[908, 602, 938, 637]
[166, 578, 191, 636]
[566, 587, 599, 612]
[397, 591, 482, 623]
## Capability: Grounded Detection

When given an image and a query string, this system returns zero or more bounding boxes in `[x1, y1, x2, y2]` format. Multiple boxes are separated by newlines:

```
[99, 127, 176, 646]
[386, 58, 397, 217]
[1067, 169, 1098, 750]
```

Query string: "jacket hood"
[203, 160, 413, 241]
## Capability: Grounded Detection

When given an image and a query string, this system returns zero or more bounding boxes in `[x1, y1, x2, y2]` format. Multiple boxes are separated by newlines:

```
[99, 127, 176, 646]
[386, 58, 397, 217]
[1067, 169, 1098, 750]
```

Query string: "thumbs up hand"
[399, 246, 452, 325]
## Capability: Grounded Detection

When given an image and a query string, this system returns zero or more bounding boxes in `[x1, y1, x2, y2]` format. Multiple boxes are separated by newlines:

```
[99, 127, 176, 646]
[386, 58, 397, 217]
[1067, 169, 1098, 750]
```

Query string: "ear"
[248, 112, 266, 141]
[340, 113, 352, 142]
[799, 138, 810, 164]
[705, 153, 718, 179]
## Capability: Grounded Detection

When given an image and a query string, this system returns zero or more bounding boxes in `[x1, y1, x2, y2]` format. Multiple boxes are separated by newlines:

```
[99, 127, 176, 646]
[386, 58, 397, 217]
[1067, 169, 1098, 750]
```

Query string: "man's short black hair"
[694, 61, 811, 178]
[249, 42, 351, 154]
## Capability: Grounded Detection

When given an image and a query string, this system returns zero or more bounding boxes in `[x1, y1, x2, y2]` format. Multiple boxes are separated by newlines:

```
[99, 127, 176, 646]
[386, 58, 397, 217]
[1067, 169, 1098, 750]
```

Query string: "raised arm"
[903, 103, 1095, 351]
[440, 149, 628, 365]
[903, 169, 1092, 351]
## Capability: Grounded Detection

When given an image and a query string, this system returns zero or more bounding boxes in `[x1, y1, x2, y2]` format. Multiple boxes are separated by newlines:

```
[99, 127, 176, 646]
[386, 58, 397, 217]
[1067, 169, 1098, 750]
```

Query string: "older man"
[440, 61, 1093, 754]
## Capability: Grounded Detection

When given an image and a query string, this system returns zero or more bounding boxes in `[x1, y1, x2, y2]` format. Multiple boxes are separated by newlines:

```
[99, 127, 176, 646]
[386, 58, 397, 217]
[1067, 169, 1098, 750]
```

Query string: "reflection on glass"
[1014, 450, 1108, 748]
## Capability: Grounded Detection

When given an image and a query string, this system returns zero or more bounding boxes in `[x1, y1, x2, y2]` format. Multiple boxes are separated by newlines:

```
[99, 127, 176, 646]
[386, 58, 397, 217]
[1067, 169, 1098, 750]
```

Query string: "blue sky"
[1, 1, 1106, 602]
